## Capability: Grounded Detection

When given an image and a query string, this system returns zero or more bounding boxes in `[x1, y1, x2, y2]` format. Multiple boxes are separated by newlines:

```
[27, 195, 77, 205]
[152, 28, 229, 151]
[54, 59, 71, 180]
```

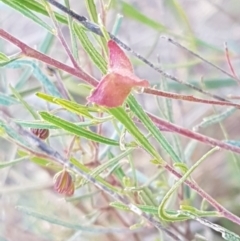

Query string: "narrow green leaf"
[14, 119, 96, 129]
[111, 14, 123, 35]
[64, 0, 80, 61]
[165, 0, 194, 44]
[180, 205, 218, 217]
[1, 0, 53, 32]
[39, 31, 55, 53]
[0, 93, 18, 106]
[158, 147, 218, 221]
[110, 202, 189, 219]
[6, 60, 61, 97]
[85, 0, 108, 54]
[16, 206, 132, 233]
[71, 157, 120, 192]
[0, 122, 31, 147]
[1, 0, 67, 24]
[0, 156, 28, 169]
[166, 78, 237, 91]
[81, 148, 134, 186]
[181, 211, 240, 241]
[0, 52, 9, 62]
[39, 111, 119, 146]
[194, 107, 236, 130]
[18, 150, 53, 166]
[222, 231, 240, 241]
[10, 85, 39, 119]
[127, 95, 181, 163]
[56, 99, 93, 118]
[73, 22, 108, 74]
[108, 107, 163, 161]
[120, 1, 167, 31]
[85, 0, 98, 23]
[36, 92, 93, 118]
[0, 57, 19, 67]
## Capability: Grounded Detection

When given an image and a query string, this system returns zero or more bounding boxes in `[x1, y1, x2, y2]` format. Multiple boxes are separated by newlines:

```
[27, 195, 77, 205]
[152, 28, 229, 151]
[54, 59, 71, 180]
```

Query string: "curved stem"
[164, 163, 240, 225]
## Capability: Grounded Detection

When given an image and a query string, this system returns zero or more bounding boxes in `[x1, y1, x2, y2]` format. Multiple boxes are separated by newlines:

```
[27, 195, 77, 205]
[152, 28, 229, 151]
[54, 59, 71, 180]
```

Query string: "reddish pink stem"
[1, 28, 240, 225]
[144, 88, 240, 108]
[148, 112, 240, 154]
[165, 163, 240, 225]
[0, 29, 99, 87]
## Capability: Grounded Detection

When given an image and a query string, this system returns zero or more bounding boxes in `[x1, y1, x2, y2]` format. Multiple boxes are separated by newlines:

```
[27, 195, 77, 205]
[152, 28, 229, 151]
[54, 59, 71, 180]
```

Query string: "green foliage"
[0, 0, 240, 240]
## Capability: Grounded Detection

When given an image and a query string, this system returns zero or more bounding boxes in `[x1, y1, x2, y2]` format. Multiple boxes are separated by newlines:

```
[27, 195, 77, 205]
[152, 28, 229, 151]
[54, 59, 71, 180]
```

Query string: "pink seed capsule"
[30, 128, 49, 140]
[53, 169, 75, 196]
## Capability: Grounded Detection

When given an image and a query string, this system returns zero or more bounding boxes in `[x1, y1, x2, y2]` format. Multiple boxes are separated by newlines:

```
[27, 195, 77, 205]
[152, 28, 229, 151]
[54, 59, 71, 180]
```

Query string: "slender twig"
[0, 112, 180, 241]
[45, 0, 234, 103]
[144, 88, 240, 108]
[2, 112, 240, 229]
[224, 42, 238, 81]
[164, 163, 240, 225]
[2, 29, 240, 156]
[2, 1, 240, 234]
[46, 66, 71, 100]
[162, 36, 240, 84]
[0, 28, 98, 87]
[2, 27, 240, 226]
[147, 112, 240, 154]
[43, 0, 81, 71]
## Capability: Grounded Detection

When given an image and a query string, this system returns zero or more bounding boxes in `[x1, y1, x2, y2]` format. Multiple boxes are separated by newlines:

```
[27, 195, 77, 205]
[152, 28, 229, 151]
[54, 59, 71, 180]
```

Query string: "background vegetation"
[1, 0, 240, 240]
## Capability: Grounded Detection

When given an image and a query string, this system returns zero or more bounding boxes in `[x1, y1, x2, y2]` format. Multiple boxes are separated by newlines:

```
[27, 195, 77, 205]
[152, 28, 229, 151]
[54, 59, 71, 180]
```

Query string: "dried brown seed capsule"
[30, 128, 49, 140]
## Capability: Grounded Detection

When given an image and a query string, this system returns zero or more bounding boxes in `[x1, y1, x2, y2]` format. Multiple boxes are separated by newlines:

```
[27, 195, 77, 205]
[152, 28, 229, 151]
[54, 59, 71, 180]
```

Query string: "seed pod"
[53, 169, 75, 196]
[30, 128, 49, 140]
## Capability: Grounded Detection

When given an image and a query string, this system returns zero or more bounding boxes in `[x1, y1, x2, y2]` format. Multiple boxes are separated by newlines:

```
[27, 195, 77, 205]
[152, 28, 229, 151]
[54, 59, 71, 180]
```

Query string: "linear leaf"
[0, 93, 18, 106]
[70, 157, 120, 192]
[110, 202, 188, 219]
[64, 0, 79, 61]
[85, 0, 98, 23]
[39, 111, 119, 146]
[6, 60, 61, 97]
[81, 148, 134, 186]
[14, 119, 96, 129]
[73, 22, 108, 74]
[119, 1, 167, 31]
[10, 85, 39, 119]
[1, 0, 53, 32]
[1, 0, 67, 24]
[127, 95, 181, 163]
[36, 92, 93, 118]
[108, 107, 162, 161]
[18, 150, 52, 166]
[16, 206, 134, 233]
[0, 52, 9, 62]
[0, 156, 28, 169]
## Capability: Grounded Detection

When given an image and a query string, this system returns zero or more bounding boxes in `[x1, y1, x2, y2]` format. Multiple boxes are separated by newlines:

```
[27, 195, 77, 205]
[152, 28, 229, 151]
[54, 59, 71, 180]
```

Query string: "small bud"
[30, 128, 49, 140]
[53, 169, 75, 196]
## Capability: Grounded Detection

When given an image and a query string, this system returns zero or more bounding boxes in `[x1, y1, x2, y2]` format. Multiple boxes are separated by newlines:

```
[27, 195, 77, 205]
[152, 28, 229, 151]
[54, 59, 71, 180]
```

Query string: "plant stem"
[46, 0, 235, 103]
[164, 163, 240, 225]
[2, 30, 240, 154]
[162, 36, 239, 83]
[144, 88, 240, 108]
[0, 112, 180, 241]
[0, 28, 98, 87]
[147, 112, 240, 154]
[43, 0, 80, 71]
[1, 29, 240, 227]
